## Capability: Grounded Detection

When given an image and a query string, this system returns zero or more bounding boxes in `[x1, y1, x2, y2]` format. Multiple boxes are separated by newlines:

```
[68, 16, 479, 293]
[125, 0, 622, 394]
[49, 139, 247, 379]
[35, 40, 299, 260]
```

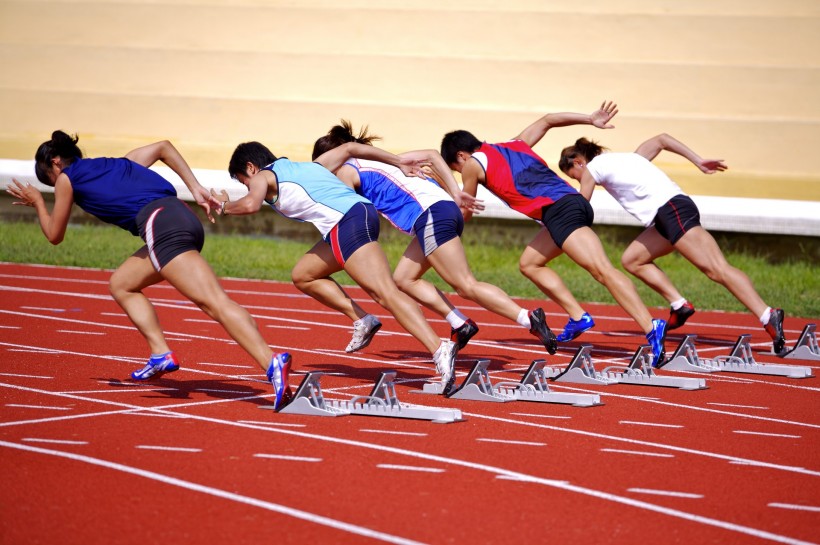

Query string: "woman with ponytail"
[558, 134, 786, 355]
[7, 131, 295, 410]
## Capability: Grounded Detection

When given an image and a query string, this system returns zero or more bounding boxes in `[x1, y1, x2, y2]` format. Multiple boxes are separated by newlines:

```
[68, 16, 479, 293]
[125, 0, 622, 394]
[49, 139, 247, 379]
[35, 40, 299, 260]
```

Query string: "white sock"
[670, 298, 687, 311]
[445, 309, 468, 328]
[517, 309, 530, 329]
[759, 307, 772, 326]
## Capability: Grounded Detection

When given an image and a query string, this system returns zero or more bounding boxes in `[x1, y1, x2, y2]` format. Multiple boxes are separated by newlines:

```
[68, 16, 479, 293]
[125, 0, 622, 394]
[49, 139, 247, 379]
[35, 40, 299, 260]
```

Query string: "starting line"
[544, 345, 708, 390]
[660, 334, 814, 379]
[266, 371, 464, 423]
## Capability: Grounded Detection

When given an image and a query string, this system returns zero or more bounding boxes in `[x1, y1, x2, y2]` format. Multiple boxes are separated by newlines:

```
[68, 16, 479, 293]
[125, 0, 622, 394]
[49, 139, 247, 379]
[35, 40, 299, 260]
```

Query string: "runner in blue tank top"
[7, 131, 293, 410]
[217, 140, 460, 395]
[308, 121, 560, 357]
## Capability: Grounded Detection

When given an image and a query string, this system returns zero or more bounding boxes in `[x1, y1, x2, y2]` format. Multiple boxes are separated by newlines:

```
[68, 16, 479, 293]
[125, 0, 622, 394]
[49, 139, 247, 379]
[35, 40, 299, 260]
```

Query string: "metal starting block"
[270, 371, 464, 423]
[545, 345, 707, 390]
[661, 335, 814, 378]
[770, 324, 820, 362]
[417, 359, 601, 407]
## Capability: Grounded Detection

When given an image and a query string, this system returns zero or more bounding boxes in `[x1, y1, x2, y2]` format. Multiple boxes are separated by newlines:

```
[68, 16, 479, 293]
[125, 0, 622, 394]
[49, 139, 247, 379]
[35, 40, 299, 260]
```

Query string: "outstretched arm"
[634, 133, 728, 174]
[125, 140, 221, 222]
[516, 101, 618, 148]
[314, 142, 428, 178]
[399, 149, 484, 213]
[6, 176, 74, 244]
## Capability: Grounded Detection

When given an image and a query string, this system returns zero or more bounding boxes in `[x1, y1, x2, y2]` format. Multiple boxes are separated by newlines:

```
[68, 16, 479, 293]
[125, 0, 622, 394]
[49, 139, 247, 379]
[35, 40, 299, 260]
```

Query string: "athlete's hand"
[5, 179, 44, 208]
[398, 157, 431, 179]
[590, 101, 618, 129]
[457, 191, 485, 214]
[696, 158, 727, 174]
[192, 186, 221, 223]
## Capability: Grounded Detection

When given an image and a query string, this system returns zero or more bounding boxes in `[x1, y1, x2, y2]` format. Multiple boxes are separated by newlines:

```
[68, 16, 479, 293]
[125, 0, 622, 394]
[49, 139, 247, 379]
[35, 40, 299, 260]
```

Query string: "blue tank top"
[63, 157, 177, 235]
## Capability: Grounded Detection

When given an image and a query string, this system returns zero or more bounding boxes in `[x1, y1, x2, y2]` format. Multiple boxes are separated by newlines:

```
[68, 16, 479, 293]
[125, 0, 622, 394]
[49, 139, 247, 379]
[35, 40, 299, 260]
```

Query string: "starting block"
[661, 335, 814, 378]
[771, 324, 820, 361]
[416, 359, 601, 407]
[545, 345, 707, 390]
[270, 371, 464, 423]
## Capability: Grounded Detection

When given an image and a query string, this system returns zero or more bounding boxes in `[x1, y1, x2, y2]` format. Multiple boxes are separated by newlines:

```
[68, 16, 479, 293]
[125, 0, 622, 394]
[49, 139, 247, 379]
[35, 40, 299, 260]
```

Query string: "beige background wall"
[1, 0, 819, 201]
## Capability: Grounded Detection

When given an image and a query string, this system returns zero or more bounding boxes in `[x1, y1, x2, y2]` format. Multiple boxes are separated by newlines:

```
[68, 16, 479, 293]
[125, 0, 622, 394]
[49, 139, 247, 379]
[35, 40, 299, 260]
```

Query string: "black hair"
[228, 141, 277, 180]
[440, 130, 482, 165]
[558, 138, 606, 174]
[311, 120, 380, 160]
[34, 130, 83, 186]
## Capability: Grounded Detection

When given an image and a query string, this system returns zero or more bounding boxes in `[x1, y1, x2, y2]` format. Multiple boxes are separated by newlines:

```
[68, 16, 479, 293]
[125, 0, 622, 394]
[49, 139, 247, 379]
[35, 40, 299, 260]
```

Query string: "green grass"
[1, 218, 817, 318]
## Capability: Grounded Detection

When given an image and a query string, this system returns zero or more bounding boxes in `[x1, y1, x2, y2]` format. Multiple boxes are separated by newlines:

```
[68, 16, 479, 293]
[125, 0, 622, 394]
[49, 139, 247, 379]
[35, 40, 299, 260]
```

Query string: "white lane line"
[477, 438, 547, 446]
[620, 421, 684, 428]
[253, 453, 322, 462]
[1, 440, 424, 545]
[376, 464, 446, 473]
[136, 445, 202, 453]
[65, 388, 177, 394]
[195, 388, 252, 394]
[628, 488, 704, 499]
[265, 324, 311, 330]
[733, 430, 801, 439]
[360, 429, 428, 437]
[0, 373, 52, 379]
[21, 306, 68, 312]
[708, 403, 769, 410]
[510, 413, 571, 419]
[197, 362, 255, 369]
[601, 448, 675, 458]
[768, 503, 820, 513]
[0, 325, 21, 329]
[238, 420, 307, 428]
[6, 404, 71, 411]
[57, 330, 105, 336]
[22, 438, 88, 445]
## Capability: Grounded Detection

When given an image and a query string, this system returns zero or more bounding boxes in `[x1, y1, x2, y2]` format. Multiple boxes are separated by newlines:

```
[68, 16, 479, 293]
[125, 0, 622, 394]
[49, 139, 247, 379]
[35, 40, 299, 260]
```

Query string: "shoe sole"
[345, 323, 382, 353]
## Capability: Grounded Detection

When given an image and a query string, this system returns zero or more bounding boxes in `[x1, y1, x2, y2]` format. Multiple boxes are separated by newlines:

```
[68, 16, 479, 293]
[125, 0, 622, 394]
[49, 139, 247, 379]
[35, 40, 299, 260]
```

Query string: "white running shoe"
[345, 314, 382, 353]
[433, 340, 458, 396]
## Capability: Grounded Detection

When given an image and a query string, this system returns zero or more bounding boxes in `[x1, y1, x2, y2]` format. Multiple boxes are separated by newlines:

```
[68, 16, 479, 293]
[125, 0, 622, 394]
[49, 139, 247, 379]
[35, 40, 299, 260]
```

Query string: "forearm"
[655, 134, 703, 165]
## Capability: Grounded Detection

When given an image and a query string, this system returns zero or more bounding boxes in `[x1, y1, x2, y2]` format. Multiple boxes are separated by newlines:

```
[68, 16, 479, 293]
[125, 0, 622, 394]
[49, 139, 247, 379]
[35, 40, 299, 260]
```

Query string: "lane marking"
[1, 440, 425, 545]
[601, 448, 675, 458]
[708, 403, 769, 410]
[238, 420, 307, 428]
[510, 413, 571, 420]
[136, 445, 202, 453]
[197, 362, 255, 369]
[6, 404, 71, 411]
[733, 431, 801, 439]
[376, 464, 446, 473]
[0, 325, 21, 329]
[195, 388, 252, 394]
[0, 373, 52, 379]
[620, 421, 684, 428]
[253, 453, 322, 462]
[57, 330, 105, 336]
[477, 438, 547, 447]
[360, 429, 428, 437]
[628, 488, 703, 499]
[768, 503, 820, 513]
[22, 438, 88, 445]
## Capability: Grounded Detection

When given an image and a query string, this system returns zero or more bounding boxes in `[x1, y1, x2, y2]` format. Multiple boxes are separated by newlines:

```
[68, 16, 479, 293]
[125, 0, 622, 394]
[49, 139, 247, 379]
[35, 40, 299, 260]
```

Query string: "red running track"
[1, 262, 818, 545]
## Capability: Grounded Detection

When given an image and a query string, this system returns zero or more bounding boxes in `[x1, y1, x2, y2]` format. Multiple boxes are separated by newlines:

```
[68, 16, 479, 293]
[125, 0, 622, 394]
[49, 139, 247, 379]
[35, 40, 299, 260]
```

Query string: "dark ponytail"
[311, 120, 381, 160]
[34, 130, 83, 186]
[558, 137, 605, 174]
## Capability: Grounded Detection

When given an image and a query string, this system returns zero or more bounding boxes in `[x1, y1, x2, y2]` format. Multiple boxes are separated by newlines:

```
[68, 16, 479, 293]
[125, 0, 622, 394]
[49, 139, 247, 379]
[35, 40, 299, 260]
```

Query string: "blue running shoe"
[556, 313, 595, 342]
[528, 308, 557, 355]
[646, 319, 668, 368]
[450, 319, 479, 350]
[131, 352, 180, 381]
[267, 352, 293, 411]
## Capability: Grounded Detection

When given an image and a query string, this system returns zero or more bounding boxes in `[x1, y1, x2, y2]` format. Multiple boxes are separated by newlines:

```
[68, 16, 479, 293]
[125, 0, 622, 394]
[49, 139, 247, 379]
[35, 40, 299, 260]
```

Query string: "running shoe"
[646, 319, 668, 368]
[131, 352, 180, 381]
[764, 308, 787, 356]
[667, 302, 695, 331]
[528, 308, 558, 355]
[345, 314, 382, 353]
[450, 319, 479, 350]
[555, 313, 595, 342]
[267, 352, 293, 411]
[433, 340, 458, 396]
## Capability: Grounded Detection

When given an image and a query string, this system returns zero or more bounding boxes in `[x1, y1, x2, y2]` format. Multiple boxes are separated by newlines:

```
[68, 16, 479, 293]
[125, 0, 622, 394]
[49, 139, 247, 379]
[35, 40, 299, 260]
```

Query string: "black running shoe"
[764, 308, 787, 356]
[668, 302, 695, 331]
[450, 319, 479, 350]
[528, 308, 557, 355]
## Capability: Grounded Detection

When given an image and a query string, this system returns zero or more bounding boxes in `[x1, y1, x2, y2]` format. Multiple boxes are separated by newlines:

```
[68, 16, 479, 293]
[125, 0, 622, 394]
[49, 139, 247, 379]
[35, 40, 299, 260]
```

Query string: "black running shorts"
[540, 193, 595, 248]
[653, 194, 701, 245]
[136, 196, 205, 271]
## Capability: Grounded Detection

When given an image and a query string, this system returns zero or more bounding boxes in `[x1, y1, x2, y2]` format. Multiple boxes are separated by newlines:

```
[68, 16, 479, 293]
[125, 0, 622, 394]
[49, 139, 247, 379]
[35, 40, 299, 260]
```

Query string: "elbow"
[48, 234, 64, 246]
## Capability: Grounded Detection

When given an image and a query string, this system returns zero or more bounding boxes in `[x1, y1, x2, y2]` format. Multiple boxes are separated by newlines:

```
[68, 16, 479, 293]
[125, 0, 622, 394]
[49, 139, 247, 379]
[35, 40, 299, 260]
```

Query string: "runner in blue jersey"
[309, 120, 559, 357]
[7, 131, 293, 409]
[217, 140, 460, 395]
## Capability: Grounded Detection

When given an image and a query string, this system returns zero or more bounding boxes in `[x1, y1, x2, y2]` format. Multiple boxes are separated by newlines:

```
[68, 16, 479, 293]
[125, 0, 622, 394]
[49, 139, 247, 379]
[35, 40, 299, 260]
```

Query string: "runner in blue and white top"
[222, 140, 460, 395]
[310, 121, 561, 358]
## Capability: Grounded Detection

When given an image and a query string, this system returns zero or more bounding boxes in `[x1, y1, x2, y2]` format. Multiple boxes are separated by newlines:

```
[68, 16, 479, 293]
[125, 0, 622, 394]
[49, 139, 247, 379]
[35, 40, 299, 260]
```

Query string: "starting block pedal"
[770, 324, 820, 362]
[600, 345, 708, 390]
[416, 359, 602, 406]
[271, 371, 464, 423]
[543, 345, 619, 385]
[661, 335, 814, 378]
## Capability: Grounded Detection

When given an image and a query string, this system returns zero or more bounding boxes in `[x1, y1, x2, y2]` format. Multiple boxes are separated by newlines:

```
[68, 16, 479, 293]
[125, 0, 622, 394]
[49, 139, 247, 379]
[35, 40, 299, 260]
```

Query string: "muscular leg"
[621, 227, 682, 303]
[562, 226, 655, 333]
[393, 238, 457, 319]
[519, 228, 587, 320]
[674, 227, 768, 316]
[291, 240, 370, 321]
[344, 241, 441, 354]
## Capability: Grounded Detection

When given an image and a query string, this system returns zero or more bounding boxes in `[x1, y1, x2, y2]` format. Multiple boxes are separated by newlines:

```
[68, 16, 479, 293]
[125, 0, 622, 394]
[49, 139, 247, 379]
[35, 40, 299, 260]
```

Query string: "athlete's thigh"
[623, 227, 675, 264]
[110, 246, 163, 292]
[159, 250, 227, 304]
[521, 227, 563, 267]
[673, 226, 729, 271]
[343, 241, 398, 294]
[292, 240, 343, 282]
[425, 237, 476, 288]
[394, 237, 432, 281]
[560, 226, 612, 271]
